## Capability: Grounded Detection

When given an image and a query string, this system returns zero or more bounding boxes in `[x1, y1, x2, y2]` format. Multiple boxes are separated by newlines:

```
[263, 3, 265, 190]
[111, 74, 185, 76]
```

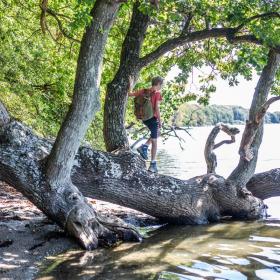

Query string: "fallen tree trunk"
[0, 119, 141, 249]
[247, 168, 280, 200]
[0, 119, 268, 226]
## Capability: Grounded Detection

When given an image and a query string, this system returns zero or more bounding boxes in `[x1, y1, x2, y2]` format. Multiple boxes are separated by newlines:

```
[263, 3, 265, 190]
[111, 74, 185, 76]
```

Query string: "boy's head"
[151, 76, 164, 91]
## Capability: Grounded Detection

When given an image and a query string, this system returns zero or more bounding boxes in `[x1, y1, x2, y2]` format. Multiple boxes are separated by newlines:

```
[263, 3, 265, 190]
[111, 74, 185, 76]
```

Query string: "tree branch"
[39, 0, 80, 43]
[204, 123, 240, 174]
[40, 0, 48, 34]
[140, 12, 280, 68]
[256, 96, 280, 123]
[235, 12, 280, 32]
[44, 7, 81, 43]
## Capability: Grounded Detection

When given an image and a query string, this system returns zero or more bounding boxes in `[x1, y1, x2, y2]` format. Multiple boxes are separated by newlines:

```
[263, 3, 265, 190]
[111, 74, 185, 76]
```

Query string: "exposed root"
[66, 203, 142, 250]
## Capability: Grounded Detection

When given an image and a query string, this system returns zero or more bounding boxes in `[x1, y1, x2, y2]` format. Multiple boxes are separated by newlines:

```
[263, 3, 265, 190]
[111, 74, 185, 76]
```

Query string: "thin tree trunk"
[227, 50, 280, 187]
[103, 1, 150, 152]
[47, 0, 119, 183]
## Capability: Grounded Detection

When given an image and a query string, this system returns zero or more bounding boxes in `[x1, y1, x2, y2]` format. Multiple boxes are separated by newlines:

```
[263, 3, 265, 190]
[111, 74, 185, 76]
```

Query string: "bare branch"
[39, 0, 80, 43]
[40, 0, 48, 34]
[256, 96, 280, 122]
[204, 123, 240, 174]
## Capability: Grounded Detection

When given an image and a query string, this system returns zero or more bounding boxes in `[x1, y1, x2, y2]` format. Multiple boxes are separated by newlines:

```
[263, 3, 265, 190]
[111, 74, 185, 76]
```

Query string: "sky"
[167, 66, 280, 112]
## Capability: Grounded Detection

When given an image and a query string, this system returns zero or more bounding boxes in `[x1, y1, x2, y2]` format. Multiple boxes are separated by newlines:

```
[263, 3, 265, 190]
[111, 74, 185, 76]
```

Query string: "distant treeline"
[177, 104, 280, 127]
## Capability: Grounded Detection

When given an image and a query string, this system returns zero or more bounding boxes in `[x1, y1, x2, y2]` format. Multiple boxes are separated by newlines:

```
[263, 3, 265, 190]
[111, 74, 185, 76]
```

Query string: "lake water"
[39, 124, 280, 280]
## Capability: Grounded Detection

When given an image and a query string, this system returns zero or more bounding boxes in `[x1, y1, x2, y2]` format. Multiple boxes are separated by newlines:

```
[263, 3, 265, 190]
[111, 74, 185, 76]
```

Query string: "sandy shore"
[0, 182, 157, 280]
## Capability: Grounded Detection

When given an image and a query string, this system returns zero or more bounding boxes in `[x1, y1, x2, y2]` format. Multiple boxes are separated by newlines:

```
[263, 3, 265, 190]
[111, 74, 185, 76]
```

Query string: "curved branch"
[204, 123, 240, 174]
[140, 28, 231, 67]
[235, 12, 280, 32]
[44, 8, 81, 43]
[140, 12, 280, 68]
[39, 1, 80, 43]
[256, 96, 280, 122]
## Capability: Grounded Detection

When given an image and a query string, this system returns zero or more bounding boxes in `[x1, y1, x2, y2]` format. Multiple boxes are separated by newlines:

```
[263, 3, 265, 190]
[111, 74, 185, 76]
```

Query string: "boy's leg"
[137, 120, 153, 160]
[144, 138, 152, 146]
[136, 138, 151, 160]
[148, 119, 159, 172]
[151, 138, 157, 161]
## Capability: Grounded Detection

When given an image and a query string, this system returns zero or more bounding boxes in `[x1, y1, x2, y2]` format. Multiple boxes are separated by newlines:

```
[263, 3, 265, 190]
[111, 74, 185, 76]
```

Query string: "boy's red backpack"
[134, 89, 155, 121]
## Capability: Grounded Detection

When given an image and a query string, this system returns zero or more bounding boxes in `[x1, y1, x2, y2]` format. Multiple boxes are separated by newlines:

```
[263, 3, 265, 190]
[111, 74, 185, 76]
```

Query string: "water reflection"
[38, 220, 280, 280]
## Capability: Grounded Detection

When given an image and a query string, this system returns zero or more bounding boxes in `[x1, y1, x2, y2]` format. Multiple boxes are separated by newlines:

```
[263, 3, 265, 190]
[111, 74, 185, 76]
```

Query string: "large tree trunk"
[103, 1, 150, 152]
[0, 118, 141, 249]
[0, 118, 268, 227]
[0, 0, 141, 250]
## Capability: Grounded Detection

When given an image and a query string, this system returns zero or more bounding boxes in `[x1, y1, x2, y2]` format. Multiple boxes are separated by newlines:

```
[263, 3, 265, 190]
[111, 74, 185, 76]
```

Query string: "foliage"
[0, 0, 279, 149]
[179, 104, 280, 127]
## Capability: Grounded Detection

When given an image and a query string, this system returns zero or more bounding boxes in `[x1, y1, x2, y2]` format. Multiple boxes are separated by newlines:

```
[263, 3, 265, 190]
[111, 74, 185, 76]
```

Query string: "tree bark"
[227, 50, 280, 187]
[47, 0, 119, 183]
[0, 0, 142, 250]
[103, 1, 150, 152]
[0, 118, 268, 227]
[247, 168, 280, 200]
[0, 104, 141, 250]
[204, 123, 240, 174]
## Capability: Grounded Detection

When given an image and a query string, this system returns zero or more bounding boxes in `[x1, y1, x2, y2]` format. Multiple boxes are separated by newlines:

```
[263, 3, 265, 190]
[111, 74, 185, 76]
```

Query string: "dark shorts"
[143, 117, 159, 139]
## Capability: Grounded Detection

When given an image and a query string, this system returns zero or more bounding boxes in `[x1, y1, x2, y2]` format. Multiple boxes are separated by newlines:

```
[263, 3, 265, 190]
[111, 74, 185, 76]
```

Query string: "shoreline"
[0, 182, 158, 280]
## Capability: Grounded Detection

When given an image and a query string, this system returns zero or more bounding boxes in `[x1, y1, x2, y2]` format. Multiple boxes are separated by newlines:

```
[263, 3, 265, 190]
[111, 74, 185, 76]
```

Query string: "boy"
[128, 76, 164, 173]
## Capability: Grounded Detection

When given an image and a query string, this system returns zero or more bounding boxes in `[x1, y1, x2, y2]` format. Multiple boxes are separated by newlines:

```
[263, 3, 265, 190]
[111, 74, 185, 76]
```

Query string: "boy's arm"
[128, 92, 136, 97]
[155, 101, 162, 127]
[128, 76, 136, 97]
[128, 89, 143, 97]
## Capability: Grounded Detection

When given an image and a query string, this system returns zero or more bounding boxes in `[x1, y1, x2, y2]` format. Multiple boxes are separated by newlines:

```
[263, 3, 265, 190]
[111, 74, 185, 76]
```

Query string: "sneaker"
[137, 144, 148, 160]
[148, 161, 158, 173]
